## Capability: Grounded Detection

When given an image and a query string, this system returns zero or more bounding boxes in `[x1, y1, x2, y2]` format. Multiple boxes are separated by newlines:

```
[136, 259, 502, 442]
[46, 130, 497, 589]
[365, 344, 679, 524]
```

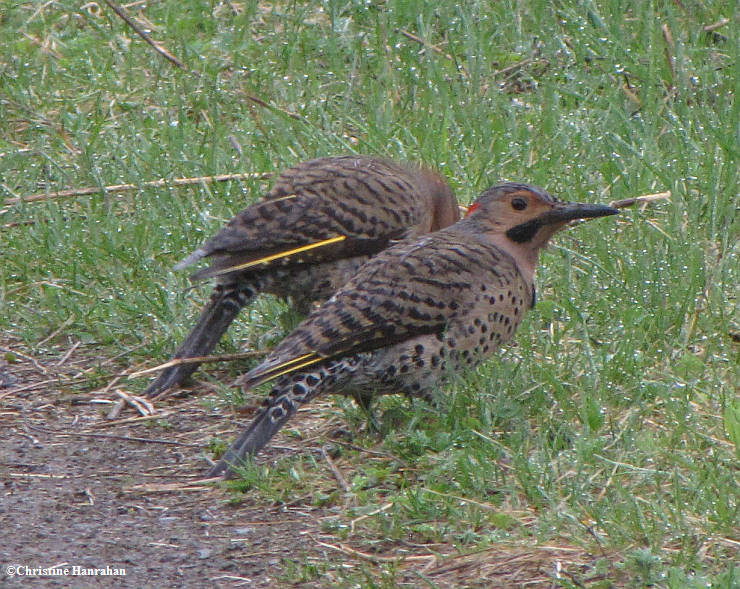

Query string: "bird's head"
[464, 182, 618, 280]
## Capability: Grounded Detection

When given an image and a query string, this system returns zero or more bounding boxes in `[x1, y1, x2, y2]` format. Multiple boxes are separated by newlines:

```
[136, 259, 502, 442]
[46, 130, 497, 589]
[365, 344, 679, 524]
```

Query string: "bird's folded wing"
[177, 192, 409, 281]
[242, 230, 515, 389]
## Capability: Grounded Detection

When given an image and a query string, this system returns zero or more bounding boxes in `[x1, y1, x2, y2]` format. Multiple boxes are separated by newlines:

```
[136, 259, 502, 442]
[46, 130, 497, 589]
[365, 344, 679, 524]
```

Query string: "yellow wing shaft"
[211, 235, 347, 277]
[247, 352, 325, 388]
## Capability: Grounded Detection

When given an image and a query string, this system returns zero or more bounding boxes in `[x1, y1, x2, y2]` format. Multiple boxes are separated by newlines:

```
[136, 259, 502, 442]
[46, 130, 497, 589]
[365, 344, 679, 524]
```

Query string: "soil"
[0, 338, 331, 588]
[1, 337, 608, 588]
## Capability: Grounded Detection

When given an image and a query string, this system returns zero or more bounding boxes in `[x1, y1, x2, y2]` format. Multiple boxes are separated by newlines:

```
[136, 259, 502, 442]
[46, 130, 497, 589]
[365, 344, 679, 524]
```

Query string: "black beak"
[506, 201, 618, 243]
[538, 201, 620, 224]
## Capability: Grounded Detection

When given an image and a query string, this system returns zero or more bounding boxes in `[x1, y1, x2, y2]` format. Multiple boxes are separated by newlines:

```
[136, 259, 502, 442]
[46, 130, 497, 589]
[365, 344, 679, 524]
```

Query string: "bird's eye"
[511, 197, 528, 210]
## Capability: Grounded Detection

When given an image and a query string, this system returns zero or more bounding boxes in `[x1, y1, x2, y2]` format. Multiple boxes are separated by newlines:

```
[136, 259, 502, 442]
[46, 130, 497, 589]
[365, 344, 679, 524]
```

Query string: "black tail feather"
[144, 284, 254, 398]
[208, 367, 339, 478]
[207, 403, 298, 479]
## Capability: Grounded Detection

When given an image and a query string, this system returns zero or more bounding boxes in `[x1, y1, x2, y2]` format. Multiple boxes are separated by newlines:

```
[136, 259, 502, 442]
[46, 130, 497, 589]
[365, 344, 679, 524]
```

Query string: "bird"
[143, 155, 460, 398]
[208, 182, 619, 478]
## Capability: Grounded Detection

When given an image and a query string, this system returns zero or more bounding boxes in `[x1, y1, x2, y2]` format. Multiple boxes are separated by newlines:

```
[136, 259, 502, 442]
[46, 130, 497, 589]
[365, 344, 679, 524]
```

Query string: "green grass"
[2, 0, 738, 586]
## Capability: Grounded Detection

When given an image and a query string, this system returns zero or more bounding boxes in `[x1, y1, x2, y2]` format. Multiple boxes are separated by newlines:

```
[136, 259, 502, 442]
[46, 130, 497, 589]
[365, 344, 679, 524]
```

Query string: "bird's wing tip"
[239, 352, 323, 390]
[174, 248, 207, 271]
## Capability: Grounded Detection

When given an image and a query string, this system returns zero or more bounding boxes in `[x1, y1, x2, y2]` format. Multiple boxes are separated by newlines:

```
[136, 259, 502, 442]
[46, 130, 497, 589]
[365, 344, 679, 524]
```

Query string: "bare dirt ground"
[1, 336, 608, 588]
[1, 336, 333, 588]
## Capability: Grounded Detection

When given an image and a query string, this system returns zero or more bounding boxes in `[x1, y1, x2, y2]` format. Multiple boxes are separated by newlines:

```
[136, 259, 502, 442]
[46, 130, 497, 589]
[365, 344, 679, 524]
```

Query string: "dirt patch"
[0, 338, 329, 588]
[1, 339, 612, 587]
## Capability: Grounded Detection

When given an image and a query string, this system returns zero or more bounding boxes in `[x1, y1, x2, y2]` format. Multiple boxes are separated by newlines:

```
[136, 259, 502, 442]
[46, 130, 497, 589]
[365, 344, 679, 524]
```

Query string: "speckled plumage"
[144, 156, 459, 398]
[209, 183, 619, 478]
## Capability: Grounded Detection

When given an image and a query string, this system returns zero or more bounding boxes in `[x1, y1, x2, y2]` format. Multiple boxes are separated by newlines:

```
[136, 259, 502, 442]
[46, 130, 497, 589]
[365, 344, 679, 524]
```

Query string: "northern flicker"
[208, 183, 618, 478]
[144, 156, 460, 398]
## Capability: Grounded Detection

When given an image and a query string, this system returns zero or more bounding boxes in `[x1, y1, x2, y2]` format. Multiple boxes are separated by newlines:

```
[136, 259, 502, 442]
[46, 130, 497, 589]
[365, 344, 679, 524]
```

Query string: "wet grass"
[1, 0, 737, 586]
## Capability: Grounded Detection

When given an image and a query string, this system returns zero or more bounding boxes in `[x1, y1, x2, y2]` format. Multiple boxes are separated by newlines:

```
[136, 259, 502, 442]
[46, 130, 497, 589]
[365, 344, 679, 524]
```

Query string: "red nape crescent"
[464, 201, 480, 217]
